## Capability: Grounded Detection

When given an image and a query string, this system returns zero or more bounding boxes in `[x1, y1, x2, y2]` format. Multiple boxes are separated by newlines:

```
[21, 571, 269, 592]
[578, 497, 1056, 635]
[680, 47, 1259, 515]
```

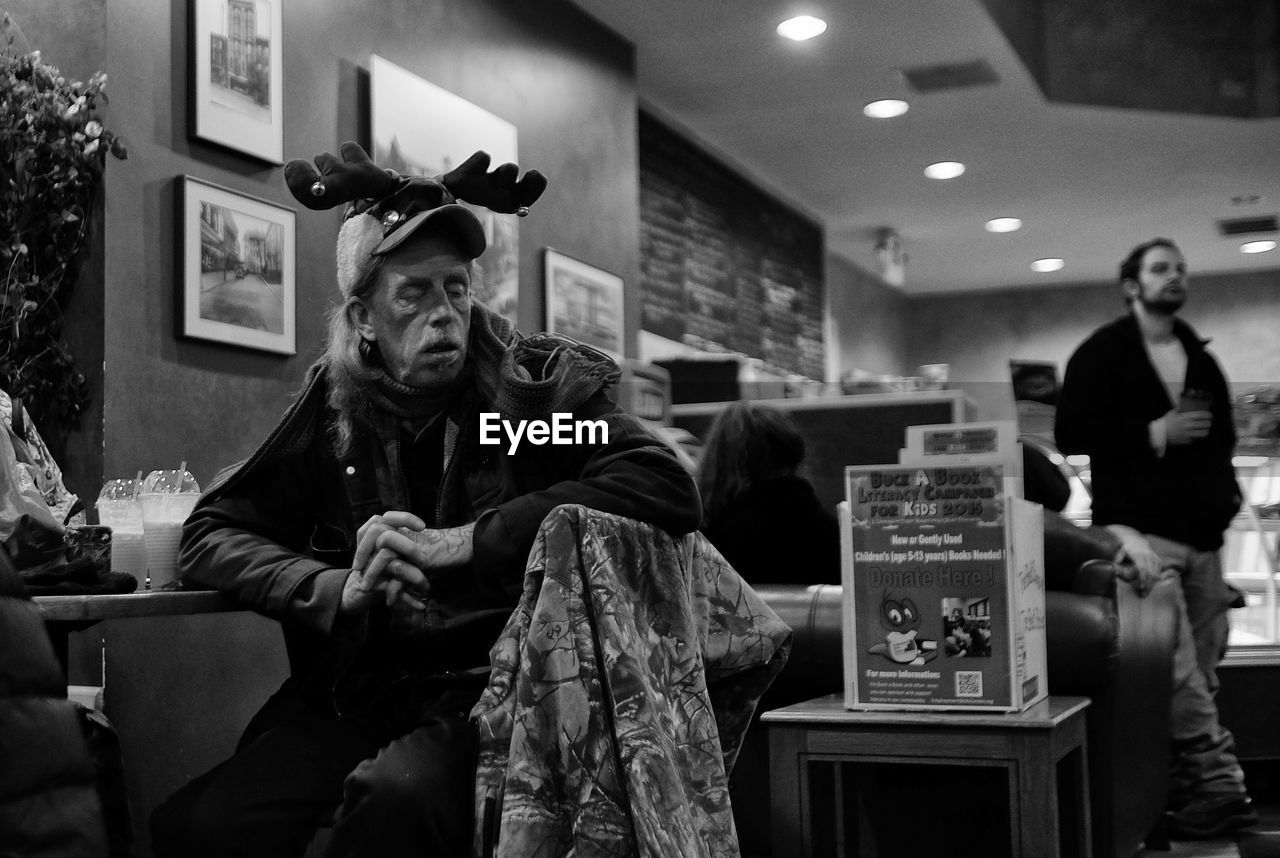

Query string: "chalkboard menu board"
[639, 113, 825, 380]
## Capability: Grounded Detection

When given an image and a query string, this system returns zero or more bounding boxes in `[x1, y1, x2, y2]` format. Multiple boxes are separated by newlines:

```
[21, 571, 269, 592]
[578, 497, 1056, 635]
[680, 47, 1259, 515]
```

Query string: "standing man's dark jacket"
[179, 315, 702, 715]
[1055, 313, 1240, 550]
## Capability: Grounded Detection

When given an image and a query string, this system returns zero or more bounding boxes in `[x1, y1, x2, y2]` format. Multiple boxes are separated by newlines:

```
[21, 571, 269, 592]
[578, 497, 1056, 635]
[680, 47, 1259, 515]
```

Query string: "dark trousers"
[151, 682, 478, 858]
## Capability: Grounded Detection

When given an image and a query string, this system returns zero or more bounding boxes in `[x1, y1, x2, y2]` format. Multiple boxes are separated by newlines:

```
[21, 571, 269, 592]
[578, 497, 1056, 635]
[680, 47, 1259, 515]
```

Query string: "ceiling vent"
[1216, 215, 1280, 236]
[901, 59, 1000, 93]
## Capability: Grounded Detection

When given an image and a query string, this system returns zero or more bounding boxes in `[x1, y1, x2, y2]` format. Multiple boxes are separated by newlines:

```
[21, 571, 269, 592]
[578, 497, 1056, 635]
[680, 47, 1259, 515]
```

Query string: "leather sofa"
[736, 514, 1178, 858]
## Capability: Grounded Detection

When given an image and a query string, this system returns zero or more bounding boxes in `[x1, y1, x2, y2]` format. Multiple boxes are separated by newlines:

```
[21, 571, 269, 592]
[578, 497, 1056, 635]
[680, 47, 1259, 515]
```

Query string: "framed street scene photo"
[543, 248, 624, 360]
[179, 176, 296, 354]
[190, 0, 283, 164]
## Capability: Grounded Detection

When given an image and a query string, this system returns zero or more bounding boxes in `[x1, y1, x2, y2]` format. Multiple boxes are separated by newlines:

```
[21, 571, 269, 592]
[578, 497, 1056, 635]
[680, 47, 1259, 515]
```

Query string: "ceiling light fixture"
[777, 15, 827, 41]
[1241, 239, 1277, 254]
[985, 217, 1022, 233]
[863, 99, 909, 119]
[924, 161, 965, 180]
[1031, 258, 1064, 273]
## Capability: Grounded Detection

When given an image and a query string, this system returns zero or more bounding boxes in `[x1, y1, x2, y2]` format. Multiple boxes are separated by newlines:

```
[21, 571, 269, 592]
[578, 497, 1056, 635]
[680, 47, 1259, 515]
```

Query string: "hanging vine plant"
[1, 16, 127, 442]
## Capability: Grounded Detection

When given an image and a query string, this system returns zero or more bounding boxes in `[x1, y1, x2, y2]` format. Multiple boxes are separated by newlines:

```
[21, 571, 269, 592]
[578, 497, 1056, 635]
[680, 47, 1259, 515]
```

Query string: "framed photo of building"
[543, 248, 624, 360]
[178, 176, 296, 354]
[190, 0, 283, 164]
[369, 55, 521, 320]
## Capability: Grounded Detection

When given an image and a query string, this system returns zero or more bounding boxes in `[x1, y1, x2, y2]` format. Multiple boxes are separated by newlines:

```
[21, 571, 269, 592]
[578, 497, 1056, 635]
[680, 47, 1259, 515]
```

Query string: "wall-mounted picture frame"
[190, 0, 283, 164]
[370, 55, 521, 320]
[543, 248, 624, 360]
[178, 176, 296, 355]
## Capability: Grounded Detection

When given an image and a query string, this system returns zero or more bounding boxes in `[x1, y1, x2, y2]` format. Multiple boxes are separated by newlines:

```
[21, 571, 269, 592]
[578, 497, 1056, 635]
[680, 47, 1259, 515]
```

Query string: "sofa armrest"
[1070, 558, 1123, 598]
[751, 584, 842, 671]
[1045, 590, 1116, 696]
[1046, 571, 1176, 858]
[750, 584, 843, 707]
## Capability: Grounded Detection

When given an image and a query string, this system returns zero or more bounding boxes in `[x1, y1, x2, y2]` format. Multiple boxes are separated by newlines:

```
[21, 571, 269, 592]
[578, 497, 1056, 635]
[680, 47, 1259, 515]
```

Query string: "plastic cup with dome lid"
[138, 464, 201, 589]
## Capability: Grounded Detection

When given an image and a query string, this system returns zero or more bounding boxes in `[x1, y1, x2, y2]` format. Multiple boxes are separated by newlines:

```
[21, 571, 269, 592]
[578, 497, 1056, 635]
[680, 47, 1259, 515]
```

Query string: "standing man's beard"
[1139, 288, 1185, 316]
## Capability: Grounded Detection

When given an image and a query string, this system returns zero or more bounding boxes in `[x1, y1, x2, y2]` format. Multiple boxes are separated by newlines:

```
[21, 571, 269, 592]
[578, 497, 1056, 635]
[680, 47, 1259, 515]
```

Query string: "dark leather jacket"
[1055, 313, 1240, 550]
[180, 351, 701, 714]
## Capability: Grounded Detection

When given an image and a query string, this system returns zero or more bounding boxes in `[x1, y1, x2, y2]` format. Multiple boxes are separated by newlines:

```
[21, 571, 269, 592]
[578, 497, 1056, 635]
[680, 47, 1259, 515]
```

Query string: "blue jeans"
[1145, 534, 1235, 693]
[1163, 574, 1246, 805]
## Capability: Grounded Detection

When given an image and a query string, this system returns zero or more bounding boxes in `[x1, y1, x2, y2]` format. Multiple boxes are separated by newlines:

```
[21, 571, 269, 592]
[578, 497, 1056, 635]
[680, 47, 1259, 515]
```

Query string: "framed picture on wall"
[369, 55, 521, 320]
[178, 176, 296, 354]
[190, 0, 284, 164]
[543, 248, 624, 360]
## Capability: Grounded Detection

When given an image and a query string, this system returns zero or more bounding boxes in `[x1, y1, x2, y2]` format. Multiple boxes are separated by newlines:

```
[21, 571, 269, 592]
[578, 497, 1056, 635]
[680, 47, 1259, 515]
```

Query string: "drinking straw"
[132, 470, 143, 500]
[177, 461, 187, 493]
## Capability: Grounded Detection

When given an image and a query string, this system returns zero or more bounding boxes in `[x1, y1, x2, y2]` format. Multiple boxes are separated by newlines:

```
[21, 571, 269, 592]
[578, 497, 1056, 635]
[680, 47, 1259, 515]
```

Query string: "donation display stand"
[839, 421, 1048, 712]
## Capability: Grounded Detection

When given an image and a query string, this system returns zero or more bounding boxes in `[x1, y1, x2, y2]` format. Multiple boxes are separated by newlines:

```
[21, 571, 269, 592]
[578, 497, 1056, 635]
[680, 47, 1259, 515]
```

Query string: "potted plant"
[1, 14, 126, 450]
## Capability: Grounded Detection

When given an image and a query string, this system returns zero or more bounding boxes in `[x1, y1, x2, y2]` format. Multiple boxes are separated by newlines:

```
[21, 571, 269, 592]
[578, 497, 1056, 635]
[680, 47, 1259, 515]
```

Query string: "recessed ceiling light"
[777, 16, 827, 41]
[985, 217, 1022, 233]
[1235, 455, 1272, 468]
[924, 161, 965, 180]
[1241, 239, 1277, 254]
[1031, 258, 1065, 273]
[863, 99, 909, 119]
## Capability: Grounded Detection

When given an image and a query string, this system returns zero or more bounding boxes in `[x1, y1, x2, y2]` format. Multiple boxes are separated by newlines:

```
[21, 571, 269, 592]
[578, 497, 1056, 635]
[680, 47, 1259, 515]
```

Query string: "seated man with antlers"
[150, 143, 702, 858]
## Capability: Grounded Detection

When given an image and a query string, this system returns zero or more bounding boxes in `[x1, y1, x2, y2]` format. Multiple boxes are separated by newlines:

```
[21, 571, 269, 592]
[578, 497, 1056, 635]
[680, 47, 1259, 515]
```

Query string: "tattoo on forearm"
[416, 524, 474, 565]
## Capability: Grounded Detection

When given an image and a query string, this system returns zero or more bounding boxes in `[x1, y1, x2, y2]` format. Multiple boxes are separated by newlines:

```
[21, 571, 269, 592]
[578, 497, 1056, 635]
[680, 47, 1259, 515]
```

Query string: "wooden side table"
[762, 694, 1091, 858]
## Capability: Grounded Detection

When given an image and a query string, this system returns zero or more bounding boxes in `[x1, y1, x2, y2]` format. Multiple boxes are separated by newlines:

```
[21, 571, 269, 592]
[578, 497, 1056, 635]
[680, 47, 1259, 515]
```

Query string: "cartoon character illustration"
[868, 593, 939, 666]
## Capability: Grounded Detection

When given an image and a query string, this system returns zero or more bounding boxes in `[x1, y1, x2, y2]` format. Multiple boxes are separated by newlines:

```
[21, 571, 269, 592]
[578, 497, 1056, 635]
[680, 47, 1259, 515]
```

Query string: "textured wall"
[826, 252, 912, 380]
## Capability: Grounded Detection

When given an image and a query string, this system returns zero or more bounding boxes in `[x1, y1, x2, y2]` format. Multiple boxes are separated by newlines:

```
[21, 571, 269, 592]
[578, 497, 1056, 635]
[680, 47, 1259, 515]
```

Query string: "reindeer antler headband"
[283, 141, 547, 297]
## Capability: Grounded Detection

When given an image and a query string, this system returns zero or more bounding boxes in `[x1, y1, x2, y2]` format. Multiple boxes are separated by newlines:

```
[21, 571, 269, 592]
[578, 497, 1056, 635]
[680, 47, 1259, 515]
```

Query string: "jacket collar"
[1117, 311, 1210, 352]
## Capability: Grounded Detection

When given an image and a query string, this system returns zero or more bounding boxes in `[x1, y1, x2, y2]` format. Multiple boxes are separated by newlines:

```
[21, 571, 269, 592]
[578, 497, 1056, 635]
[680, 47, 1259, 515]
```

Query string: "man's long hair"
[321, 256, 480, 454]
[696, 401, 806, 528]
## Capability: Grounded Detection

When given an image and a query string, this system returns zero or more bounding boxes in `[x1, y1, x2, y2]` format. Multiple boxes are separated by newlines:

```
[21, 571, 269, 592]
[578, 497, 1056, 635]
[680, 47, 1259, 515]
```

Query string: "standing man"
[150, 143, 703, 858]
[1056, 237, 1253, 839]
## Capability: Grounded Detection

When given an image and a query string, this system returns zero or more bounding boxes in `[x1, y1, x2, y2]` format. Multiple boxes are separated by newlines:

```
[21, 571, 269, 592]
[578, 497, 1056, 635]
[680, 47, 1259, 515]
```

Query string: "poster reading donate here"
[843, 464, 1018, 710]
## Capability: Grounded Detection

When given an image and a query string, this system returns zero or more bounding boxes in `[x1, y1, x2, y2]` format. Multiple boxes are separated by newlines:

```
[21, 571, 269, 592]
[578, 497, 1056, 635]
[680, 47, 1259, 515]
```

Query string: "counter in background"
[672, 389, 975, 512]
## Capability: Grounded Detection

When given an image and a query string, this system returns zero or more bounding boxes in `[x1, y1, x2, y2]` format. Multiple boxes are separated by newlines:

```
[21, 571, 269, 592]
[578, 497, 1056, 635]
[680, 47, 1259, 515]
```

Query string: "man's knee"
[345, 740, 464, 814]
[335, 719, 476, 849]
[151, 781, 233, 858]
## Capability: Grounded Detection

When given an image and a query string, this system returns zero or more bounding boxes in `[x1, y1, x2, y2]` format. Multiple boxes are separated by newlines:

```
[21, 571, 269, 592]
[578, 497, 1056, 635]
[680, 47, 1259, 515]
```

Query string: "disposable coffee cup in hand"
[1178, 389, 1212, 413]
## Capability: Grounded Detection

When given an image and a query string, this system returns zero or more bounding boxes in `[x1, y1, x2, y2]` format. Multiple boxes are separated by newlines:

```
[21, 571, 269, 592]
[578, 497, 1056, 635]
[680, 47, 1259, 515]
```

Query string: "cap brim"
[371, 203, 486, 260]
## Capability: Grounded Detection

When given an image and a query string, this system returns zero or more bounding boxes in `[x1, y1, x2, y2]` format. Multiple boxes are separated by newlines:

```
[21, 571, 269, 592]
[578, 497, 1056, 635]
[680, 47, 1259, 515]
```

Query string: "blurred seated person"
[696, 401, 839, 585]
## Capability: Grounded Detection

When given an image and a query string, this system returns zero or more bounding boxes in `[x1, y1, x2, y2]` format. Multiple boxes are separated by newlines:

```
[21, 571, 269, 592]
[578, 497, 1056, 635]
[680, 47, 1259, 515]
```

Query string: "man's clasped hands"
[340, 512, 476, 615]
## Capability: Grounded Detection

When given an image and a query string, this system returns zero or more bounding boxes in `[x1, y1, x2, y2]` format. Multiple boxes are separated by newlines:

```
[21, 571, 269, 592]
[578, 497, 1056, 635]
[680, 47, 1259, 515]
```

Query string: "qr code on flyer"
[955, 671, 983, 697]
